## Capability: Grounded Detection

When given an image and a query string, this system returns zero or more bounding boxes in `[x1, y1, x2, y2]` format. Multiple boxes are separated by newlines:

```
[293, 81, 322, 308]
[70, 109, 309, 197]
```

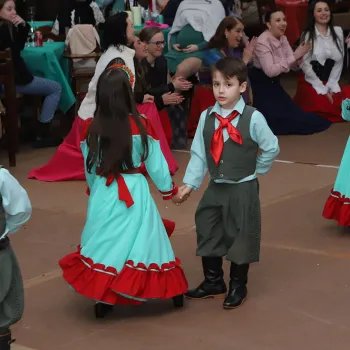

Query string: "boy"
[173, 57, 279, 309]
[0, 167, 32, 349]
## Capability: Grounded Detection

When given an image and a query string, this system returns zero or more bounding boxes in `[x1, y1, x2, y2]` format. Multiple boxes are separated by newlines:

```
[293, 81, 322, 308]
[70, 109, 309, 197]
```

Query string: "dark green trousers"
[0, 238, 24, 334]
[195, 179, 261, 265]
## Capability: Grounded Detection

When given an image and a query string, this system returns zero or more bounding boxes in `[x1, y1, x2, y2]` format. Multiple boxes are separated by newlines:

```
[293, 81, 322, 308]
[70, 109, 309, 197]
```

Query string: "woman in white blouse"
[294, 0, 350, 122]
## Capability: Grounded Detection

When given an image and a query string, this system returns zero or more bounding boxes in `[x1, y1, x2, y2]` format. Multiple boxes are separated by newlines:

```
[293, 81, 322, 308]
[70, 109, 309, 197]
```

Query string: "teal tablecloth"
[27, 21, 54, 28]
[21, 42, 75, 113]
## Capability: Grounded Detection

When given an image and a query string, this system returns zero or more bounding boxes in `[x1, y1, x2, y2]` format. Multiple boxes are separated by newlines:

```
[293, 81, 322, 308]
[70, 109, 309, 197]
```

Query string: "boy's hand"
[172, 185, 192, 205]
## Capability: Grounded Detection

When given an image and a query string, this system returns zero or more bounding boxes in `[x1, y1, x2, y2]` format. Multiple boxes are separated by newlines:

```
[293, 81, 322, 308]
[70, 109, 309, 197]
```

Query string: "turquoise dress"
[323, 99, 350, 226]
[59, 117, 188, 305]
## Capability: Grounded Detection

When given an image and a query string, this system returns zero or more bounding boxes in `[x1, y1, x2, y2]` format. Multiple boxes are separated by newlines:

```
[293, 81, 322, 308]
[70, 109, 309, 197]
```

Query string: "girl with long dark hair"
[294, 0, 350, 122]
[59, 65, 187, 318]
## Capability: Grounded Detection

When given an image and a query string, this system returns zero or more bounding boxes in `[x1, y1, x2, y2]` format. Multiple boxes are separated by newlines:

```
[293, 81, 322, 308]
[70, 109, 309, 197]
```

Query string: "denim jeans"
[16, 76, 62, 123]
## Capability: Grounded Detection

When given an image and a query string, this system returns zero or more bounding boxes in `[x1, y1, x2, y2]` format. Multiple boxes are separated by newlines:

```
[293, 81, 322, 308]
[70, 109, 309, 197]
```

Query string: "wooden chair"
[63, 47, 102, 114]
[0, 50, 18, 167]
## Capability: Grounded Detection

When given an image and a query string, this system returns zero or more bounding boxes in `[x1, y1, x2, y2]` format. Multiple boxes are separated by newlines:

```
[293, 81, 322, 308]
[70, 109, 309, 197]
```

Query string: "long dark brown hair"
[86, 67, 149, 178]
[208, 16, 244, 50]
[129, 36, 150, 95]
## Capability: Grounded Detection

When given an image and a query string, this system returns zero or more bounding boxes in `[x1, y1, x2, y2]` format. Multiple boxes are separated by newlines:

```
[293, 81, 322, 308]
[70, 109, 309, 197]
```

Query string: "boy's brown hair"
[212, 57, 248, 85]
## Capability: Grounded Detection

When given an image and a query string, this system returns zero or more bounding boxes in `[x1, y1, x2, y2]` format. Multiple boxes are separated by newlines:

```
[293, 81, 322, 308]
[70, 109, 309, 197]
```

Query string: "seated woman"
[294, 0, 350, 123]
[250, 9, 332, 135]
[0, 0, 62, 148]
[28, 12, 136, 181]
[52, 0, 105, 36]
[186, 16, 256, 137]
[139, 27, 192, 147]
[165, 0, 226, 76]
[131, 35, 178, 173]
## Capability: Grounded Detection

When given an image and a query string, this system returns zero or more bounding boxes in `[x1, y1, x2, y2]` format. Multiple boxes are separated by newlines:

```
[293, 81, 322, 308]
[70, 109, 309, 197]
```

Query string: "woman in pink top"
[249, 9, 331, 135]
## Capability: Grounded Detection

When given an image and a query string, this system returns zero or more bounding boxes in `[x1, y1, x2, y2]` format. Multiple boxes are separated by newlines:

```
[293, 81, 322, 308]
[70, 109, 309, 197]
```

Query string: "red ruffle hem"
[323, 189, 350, 226]
[59, 246, 188, 305]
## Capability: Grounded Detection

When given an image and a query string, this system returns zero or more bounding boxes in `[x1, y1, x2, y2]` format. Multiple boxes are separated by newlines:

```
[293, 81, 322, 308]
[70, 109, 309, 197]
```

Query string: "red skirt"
[187, 85, 216, 138]
[294, 73, 350, 123]
[158, 109, 172, 147]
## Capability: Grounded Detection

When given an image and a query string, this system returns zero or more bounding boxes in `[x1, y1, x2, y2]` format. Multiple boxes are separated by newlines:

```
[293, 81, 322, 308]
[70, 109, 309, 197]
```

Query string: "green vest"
[203, 106, 258, 182]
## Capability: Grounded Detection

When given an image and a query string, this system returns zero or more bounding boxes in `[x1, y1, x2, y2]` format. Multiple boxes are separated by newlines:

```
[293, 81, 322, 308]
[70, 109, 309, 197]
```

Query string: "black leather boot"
[223, 263, 249, 309]
[32, 121, 62, 149]
[0, 331, 15, 350]
[185, 257, 227, 299]
[94, 303, 114, 318]
[172, 294, 184, 308]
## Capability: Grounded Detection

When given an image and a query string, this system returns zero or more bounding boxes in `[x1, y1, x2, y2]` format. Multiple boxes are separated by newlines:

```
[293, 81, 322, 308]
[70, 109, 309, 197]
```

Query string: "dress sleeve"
[281, 36, 298, 70]
[143, 122, 178, 199]
[301, 44, 328, 95]
[0, 169, 32, 239]
[326, 27, 344, 94]
[254, 41, 290, 78]
[183, 109, 208, 189]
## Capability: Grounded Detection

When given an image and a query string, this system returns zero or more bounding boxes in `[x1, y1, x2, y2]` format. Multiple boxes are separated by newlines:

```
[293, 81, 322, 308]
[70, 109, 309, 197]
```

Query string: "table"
[21, 42, 76, 113]
[27, 21, 55, 28]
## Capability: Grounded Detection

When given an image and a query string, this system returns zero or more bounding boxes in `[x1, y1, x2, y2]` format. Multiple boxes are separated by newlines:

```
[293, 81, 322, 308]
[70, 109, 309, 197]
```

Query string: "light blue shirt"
[183, 97, 280, 190]
[0, 169, 32, 239]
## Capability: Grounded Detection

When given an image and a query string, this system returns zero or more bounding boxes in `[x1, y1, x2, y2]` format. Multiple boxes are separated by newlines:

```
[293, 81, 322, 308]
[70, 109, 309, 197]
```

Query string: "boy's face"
[212, 70, 247, 110]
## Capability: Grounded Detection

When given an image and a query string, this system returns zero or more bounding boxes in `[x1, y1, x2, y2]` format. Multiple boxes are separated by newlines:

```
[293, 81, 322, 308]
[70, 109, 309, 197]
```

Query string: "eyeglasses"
[149, 41, 165, 47]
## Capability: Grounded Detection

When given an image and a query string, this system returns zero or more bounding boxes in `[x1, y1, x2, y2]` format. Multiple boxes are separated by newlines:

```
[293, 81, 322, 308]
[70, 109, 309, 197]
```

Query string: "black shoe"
[223, 263, 249, 309]
[0, 331, 15, 350]
[32, 122, 62, 149]
[94, 303, 113, 318]
[185, 257, 227, 300]
[172, 294, 184, 308]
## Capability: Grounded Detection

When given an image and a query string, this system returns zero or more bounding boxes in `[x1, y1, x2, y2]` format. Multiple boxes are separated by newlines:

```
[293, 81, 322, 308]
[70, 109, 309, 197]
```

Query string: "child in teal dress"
[59, 63, 188, 318]
[323, 99, 350, 225]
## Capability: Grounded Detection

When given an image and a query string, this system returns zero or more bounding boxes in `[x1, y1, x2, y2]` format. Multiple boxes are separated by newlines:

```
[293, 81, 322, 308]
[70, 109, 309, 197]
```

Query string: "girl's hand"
[143, 94, 154, 104]
[172, 185, 192, 205]
[293, 42, 312, 60]
[12, 15, 25, 26]
[162, 92, 184, 105]
[173, 44, 182, 52]
[182, 44, 199, 54]
[326, 91, 334, 104]
[172, 76, 193, 91]
[242, 36, 257, 64]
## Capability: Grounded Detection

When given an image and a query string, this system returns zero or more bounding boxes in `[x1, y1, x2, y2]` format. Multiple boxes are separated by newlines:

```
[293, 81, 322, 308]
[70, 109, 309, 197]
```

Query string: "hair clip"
[108, 63, 135, 86]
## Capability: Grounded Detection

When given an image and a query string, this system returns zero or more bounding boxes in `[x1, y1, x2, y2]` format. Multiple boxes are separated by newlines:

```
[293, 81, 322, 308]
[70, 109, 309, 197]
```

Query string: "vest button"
[219, 173, 224, 178]
[220, 160, 224, 164]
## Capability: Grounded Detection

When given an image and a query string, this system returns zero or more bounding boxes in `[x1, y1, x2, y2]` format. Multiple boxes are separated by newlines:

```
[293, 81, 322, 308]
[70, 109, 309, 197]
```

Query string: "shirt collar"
[266, 30, 283, 48]
[210, 96, 246, 116]
[315, 26, 330, 37]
